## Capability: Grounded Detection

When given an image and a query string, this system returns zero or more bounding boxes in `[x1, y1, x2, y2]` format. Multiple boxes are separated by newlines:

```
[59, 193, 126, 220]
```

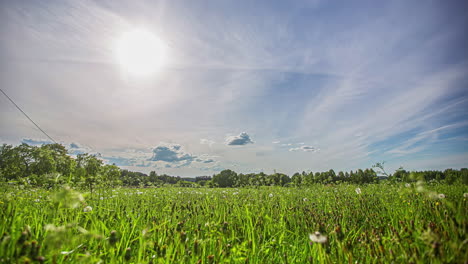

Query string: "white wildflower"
[405, 183, 411, 188]
[463, 193, 468, 198]
[83, 206, 93, 212]
[355, 188, 362, 195]
[309, 231, 328, 244]
[303, 198, 309, 202]
[438, 193, 445, 199]
[269, 193, 274, 198]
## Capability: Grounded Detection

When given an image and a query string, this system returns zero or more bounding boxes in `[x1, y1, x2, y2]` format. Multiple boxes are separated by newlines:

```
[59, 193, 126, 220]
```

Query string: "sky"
[1, 0, 467, 176]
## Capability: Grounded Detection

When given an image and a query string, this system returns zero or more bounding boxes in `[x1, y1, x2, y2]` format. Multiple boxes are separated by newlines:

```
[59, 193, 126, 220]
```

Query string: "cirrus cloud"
[289, 145, 319, 152]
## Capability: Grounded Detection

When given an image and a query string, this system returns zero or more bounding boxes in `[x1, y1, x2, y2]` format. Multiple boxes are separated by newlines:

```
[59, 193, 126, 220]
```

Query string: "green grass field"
[1, 183, 467, 263]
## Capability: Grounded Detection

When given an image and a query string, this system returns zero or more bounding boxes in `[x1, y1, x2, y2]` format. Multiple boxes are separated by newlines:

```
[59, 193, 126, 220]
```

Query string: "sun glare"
[115, 29, 166, 76]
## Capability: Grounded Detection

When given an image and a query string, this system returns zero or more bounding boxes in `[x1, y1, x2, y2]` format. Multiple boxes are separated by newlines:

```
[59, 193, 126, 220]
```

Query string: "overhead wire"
[0, 88, 57, 144]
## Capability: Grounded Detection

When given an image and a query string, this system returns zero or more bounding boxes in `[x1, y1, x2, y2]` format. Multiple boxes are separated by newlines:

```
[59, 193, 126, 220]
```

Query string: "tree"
[30, 146, 56, 176]
[101, 164, 121, 187]
[44, 144, 75, 179]
[212, 169, 237, 187]
[291, 172, 303, 187]
[76, 154, 103, 191]
[372, 162, 389, 177]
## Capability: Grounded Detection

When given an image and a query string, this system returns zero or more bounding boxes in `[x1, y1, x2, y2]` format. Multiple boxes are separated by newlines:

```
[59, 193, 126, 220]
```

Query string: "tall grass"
[1, 183, 467, 263]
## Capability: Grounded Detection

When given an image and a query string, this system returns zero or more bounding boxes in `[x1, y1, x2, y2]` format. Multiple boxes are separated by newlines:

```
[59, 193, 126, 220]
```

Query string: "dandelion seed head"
[355, 188, 362, 195]
[438, 194, 445, 199]
[309, 231, 328, 244]
[83, 206, 93, 212]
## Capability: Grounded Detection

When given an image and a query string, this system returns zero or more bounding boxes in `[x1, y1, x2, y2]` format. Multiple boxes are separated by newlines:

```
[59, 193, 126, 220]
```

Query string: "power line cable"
[0, 88, 57, 144]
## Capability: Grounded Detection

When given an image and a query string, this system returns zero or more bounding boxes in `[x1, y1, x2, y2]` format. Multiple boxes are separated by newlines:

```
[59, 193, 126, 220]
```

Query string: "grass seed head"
[109, 230, 118, 246]
[180, 231, 187, 242]
[36, 256, 45, 264]
[124, 247, 131, 261]
[17, 231, 28, 245]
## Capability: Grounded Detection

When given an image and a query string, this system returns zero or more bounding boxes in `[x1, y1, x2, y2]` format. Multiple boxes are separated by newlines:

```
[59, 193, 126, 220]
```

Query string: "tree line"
[0, 143, 466, 188]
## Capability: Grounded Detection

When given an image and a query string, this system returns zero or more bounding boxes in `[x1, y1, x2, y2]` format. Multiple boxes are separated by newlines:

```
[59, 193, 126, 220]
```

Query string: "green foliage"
[0, 184, 467, 263]
[0, 143, 74, 185]
[212, 169, 237, 187]
[0, 143, 467, 189]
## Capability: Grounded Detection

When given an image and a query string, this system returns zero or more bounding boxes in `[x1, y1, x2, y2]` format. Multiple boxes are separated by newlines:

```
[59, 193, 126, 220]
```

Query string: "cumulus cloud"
[148, 144, 195, 163]
[145, 143, 217, 168]
[289, 145, 319, 152]
[226, 132, 254, 146]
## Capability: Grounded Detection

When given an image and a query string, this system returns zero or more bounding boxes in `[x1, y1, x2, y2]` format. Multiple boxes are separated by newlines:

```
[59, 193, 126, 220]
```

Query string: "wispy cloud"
[289, 146, 319, 152]
[21, 138, 53, 146]
[1, 1, 467, 175]
[200, 138, 215, 147]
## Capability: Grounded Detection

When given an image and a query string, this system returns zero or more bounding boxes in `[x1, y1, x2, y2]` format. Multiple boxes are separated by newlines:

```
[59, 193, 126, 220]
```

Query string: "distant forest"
[1, 143, 467, 188]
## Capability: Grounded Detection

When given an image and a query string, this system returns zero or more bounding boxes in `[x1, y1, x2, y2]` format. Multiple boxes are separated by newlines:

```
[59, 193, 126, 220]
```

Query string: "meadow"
[1, 183, 467, 263]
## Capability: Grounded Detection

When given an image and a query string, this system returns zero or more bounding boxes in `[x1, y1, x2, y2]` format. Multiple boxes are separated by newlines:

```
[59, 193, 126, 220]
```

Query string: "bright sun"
[115, 29, 166, 76]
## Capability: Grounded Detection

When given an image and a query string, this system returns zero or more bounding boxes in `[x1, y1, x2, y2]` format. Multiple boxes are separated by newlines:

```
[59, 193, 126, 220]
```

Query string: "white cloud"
[289, 145, 319, 152]
[226, 132, 254, 146]
[148, 143, 195, 164]
[200, 138, 215, 147]
[1, 1, 467, 175]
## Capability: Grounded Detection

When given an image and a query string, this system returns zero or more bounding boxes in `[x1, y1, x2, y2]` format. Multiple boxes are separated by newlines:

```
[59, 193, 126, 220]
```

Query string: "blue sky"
[1, 0, 467, 176]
